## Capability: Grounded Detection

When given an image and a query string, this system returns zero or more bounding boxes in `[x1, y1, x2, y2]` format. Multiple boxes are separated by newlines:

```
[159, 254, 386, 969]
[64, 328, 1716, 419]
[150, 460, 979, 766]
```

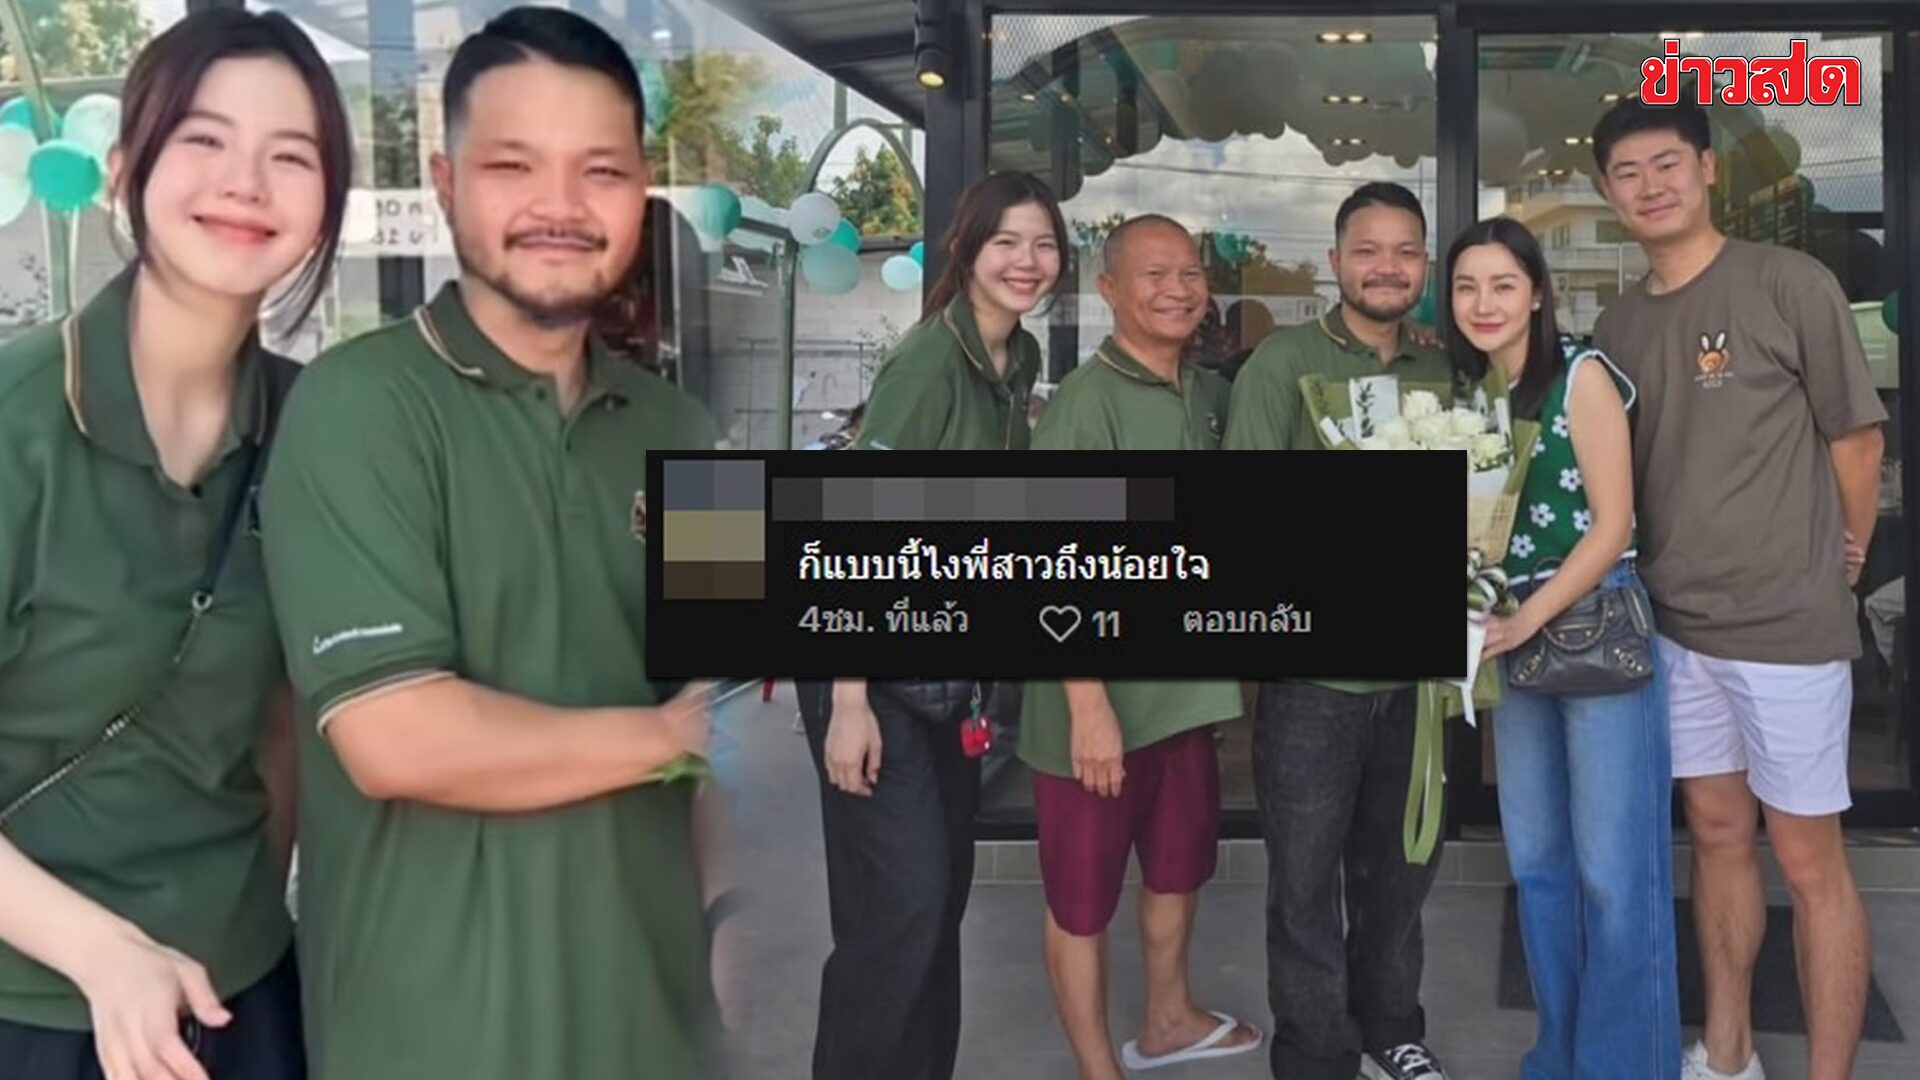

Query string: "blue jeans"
[1496, 561, 1680, 1080]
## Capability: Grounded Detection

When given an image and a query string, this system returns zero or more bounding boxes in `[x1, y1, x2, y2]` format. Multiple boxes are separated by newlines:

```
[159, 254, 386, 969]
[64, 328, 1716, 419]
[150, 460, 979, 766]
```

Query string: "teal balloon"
[60, 94, 120, 160]
[800, 243, 861, 295]
[688, 183, 741, 239]
[829, 219, 861, 252]
[28, 140, 102, 211]
[881, 254, 921, 292]
[1885, 291, 1900, 335]
[0, 97, 38, 132]
[909, 240, 925, 266]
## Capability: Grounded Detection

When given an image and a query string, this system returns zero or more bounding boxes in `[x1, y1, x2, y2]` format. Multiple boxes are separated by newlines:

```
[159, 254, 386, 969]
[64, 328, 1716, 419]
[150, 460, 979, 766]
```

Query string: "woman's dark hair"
[117, 10, 351, 330]
[923, 171, 1070, 320]
[1441, 217, 1565, 421]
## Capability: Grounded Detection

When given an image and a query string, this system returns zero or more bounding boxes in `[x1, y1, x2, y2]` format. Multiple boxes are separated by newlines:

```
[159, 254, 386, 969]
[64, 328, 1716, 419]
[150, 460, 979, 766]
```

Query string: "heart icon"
[1038, 604, 1082, 644]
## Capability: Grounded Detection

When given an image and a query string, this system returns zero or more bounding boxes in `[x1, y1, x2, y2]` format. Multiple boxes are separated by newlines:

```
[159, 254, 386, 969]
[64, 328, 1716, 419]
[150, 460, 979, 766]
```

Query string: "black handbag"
[1506, 557, 1657, 696]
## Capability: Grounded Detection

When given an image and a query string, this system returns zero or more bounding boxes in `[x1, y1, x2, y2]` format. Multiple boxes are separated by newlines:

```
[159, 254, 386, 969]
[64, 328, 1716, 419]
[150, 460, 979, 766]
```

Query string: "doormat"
[1495, 887, 1905, 1042]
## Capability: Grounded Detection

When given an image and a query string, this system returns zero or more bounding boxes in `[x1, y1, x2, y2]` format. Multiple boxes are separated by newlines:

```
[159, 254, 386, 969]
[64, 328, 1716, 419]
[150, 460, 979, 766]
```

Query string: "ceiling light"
[1317, 31, 1343, 44]
[1020, 92, 1036, 102]
[1344, 31, 1371, 43]
[914, 0, 951, 91]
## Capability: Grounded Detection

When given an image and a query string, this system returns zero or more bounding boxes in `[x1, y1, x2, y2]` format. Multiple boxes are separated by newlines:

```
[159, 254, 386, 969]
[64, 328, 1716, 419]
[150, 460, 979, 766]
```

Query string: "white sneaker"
[1682, 1040, 1764, 1080]
[1360, 1043, 1446, 1080]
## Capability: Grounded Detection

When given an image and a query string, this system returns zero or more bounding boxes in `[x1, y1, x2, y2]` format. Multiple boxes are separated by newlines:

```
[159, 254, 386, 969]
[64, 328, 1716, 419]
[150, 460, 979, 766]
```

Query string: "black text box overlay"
[646, 451, 1466, 679]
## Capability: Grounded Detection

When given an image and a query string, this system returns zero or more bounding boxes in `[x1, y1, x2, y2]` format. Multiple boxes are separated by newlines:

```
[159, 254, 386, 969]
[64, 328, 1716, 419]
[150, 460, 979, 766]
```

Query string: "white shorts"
[1659, 633, 1854, 816]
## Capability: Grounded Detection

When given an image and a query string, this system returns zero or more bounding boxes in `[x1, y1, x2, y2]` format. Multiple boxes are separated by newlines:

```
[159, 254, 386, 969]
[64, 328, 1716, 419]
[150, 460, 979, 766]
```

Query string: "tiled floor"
[714, 686, 1920, 1080]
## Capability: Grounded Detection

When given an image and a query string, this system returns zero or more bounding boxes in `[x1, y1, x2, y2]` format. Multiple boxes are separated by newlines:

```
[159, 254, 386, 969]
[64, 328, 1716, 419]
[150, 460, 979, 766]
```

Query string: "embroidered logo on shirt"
[632, 490, 648, 541]
[1695, 331, 1735, 390]
[312, 623, 405, 656]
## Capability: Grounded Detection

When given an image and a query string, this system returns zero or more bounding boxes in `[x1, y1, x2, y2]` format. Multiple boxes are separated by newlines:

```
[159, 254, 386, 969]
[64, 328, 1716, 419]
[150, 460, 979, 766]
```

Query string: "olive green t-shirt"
[0, 266, 291, 1029]
[1018, 338, 1243, 778]
[854, 294, 1041, 451]
[1224, 305, 1451, 693]
[1591, 238, 1886, 664]
[260, 282, 721, 1080]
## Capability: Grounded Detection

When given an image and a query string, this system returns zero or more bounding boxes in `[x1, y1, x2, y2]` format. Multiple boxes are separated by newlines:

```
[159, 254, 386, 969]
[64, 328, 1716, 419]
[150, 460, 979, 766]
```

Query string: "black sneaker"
[1360, 1042, 1447, 1080]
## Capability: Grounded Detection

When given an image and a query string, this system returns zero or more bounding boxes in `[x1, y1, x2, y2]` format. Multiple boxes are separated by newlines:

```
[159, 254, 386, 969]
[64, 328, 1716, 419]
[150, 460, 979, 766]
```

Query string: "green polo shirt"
[259, 282, 721, 1080]
[853, 294, 1040, 451]
[1225, 306, 1451, 694]
[0, 266, 292, 1029]
[1018, 337, 1242, 778]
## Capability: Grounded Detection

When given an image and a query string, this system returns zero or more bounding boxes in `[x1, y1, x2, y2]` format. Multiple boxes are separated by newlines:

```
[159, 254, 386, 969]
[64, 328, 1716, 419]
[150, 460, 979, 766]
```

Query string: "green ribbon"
[647, 751, 714, 785]
[1404, 679, 1451, 865]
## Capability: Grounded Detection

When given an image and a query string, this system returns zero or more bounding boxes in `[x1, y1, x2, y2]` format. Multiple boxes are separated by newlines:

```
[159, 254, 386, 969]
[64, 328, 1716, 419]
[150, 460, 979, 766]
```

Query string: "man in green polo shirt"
[1021, 215, 1261, 1080]
[258, 9, 731, 1080]
[1225, 183, 1452, 1080]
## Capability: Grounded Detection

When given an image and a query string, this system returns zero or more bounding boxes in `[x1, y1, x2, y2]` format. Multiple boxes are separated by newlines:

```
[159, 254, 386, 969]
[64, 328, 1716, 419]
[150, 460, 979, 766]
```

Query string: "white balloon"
[787, 192, 842, 246]
[0, 126, 34, 228]
[881, 254, 921, 291]
[61, 93, 120, 161]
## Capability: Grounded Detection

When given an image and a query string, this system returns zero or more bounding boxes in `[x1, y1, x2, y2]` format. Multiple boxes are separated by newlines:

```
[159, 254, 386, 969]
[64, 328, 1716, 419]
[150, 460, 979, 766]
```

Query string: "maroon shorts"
[1033, 725, 1221, 937]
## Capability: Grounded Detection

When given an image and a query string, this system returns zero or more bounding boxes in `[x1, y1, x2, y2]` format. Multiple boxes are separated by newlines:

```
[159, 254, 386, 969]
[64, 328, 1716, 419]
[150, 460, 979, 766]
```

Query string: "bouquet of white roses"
[1300, 366, 1540, 864]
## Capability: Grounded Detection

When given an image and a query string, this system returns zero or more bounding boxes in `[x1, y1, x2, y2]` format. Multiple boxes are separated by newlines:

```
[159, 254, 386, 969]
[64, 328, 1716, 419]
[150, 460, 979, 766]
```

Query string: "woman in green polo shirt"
[797, 171, 1065, 1080]
[1448, 217, 1679, 1080]
[0, 11, 349, 1080]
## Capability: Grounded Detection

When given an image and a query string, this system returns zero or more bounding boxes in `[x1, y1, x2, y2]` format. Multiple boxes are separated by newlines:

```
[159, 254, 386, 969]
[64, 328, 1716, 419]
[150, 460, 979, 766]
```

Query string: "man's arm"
[322, 675, 707, 812]
[1775, 253, 1889, 580]
[1831, 425, 1884, 583]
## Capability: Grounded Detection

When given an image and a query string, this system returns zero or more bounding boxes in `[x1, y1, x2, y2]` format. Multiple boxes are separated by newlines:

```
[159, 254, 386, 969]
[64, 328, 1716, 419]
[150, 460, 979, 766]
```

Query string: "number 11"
[1093, 610, 1120, 638]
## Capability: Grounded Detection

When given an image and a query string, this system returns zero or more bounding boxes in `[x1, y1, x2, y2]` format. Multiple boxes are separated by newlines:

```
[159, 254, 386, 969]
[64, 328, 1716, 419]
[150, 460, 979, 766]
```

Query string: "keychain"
[960, 684, 993, 758]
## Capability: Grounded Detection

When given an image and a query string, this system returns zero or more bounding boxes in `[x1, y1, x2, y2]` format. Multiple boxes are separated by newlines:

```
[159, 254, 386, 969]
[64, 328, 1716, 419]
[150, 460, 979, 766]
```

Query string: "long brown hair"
[922, 171, 1070, 321]
[116, 9, 353, 329]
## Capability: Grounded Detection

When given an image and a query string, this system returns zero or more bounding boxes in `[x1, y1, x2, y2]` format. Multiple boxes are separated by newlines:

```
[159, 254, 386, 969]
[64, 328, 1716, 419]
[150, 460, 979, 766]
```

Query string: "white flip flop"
[1120, 1011, 1262, 1071]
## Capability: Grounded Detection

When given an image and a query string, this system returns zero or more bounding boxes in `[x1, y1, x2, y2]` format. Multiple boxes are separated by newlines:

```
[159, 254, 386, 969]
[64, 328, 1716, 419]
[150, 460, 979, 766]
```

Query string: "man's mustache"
[507, 227, 608, 250]
[1363, 276, 1411, 288]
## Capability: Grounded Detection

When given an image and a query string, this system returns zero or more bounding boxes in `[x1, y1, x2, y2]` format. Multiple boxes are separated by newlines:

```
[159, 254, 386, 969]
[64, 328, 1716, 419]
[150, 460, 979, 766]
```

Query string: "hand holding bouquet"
[1300, 366, 1540, 864]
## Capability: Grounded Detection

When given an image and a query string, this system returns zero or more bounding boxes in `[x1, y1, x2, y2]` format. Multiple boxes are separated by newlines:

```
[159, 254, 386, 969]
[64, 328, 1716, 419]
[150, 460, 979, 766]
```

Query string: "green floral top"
[1503, 337, 1638, 584]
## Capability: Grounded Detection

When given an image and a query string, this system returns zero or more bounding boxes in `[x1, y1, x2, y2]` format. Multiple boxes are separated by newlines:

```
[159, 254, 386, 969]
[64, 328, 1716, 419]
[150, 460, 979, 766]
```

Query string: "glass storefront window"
[1477, 30, 1904, 795]
[238, 0, 919, 450]
[0, 0, 188, 343]
[985, 13, 1438, 819]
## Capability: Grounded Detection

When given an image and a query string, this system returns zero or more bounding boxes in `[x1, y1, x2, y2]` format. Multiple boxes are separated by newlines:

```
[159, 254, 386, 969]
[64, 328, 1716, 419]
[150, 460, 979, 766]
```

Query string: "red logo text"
[1640, 39, 1862, 106]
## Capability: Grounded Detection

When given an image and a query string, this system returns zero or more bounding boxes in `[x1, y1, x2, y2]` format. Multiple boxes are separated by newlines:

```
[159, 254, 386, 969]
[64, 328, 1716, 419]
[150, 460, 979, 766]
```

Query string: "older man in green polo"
[1020, 214, 1261, 1080]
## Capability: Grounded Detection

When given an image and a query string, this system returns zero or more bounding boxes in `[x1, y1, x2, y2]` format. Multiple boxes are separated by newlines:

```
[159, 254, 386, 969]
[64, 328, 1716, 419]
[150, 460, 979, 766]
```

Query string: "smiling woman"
[0, 9, 353, 1080]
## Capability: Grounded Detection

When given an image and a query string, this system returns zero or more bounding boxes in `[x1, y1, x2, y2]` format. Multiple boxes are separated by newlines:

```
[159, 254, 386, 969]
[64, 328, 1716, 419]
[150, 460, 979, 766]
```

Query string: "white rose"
[1403, 390, 1443, 418]
[1410, 414, 1452, 446]
[1432, 434, 1474, 454]
[1469, 432, 1510, 468]
[1376, 417, 1412, 445]
[1449, 408, 1487, 436]
[1357, 436, 1394, 451]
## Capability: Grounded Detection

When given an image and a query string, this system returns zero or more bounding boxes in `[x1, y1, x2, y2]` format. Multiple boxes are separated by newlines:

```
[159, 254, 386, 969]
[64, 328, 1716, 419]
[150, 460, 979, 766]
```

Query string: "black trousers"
[1252, 684, 1442, 1080]
[0, 948, 303, 1080]
[798, 679, 980, 1080]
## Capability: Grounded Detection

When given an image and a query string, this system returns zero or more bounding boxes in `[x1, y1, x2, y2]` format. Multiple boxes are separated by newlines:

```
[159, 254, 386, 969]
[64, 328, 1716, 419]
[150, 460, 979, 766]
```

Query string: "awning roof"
[703, 0, 923, 127]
